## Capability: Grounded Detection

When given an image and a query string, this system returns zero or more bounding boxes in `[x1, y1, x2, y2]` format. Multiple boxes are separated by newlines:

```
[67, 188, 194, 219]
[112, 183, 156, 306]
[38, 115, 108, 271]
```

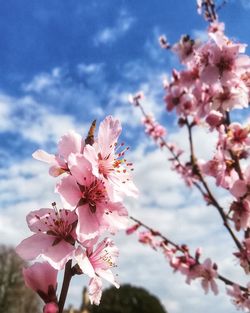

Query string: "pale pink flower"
[172, 35, 199, 64]
[205, 110, 223, 129]
[231, 165, 250, 199]
[142, 115, 167, 143]
[196, 258, 219, 295]
[23, 262, 58, 303]
[226, 122, 250, 153]
[234, 238, 250, 273]
[227, 284, 250, 311]
[212, 81, 249, 111]
[16, 208, 77, 270]
[84, 116, 138, 201]
[165, 85, 185, 112]
[230, 199, 250, 231]
[75, 238, 119, 304]
[201, 149, 238, 189]
[138, 231, 160, 250]
[33, 130, 83, 177]
[56, 154, 128, 242]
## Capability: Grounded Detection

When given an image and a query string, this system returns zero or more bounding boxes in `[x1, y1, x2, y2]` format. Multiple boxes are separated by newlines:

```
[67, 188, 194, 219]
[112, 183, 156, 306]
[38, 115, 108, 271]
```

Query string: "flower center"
[78, 178, 107, 213]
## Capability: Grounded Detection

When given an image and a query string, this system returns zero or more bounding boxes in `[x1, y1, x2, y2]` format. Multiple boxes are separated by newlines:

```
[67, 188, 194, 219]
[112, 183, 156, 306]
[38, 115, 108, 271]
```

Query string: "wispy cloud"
[240, 0, 250, 9]
[94, 10, 135, 45]
[0, 92, 80, 145]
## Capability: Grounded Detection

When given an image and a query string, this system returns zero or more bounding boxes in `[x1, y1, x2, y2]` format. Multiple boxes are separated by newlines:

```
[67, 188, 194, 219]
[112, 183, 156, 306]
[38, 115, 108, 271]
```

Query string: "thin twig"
[129, 215, 248, 292]
[186, 120, 242, 251]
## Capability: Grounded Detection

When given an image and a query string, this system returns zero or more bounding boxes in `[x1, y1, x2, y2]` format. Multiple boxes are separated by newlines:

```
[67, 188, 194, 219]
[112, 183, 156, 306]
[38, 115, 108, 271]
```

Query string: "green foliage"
[91, 284, 167, 313]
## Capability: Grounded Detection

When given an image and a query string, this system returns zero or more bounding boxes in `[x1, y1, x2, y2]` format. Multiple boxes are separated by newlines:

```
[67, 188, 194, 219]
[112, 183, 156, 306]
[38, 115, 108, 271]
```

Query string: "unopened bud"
[43, 302, 59, 313]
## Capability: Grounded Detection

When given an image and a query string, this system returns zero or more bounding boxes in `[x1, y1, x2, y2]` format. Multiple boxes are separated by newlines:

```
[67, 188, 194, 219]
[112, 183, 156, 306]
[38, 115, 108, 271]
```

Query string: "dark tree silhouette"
[0, 245, 41, 313]
[91, 284, 167, 313]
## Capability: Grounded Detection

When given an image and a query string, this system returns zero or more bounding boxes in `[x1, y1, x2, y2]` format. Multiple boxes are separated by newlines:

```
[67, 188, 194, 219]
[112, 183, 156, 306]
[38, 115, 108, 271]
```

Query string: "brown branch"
[58, 260, 73, 313]
[225, 112, 243, 180]
[185, 120, 242, 251]
[134, 99, 242, 250]
[129, 215, 248, 292]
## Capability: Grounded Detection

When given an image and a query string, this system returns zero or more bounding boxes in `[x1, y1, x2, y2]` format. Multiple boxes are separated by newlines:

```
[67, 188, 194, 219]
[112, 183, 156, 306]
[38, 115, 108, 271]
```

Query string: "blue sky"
[1, 0, 250, 312]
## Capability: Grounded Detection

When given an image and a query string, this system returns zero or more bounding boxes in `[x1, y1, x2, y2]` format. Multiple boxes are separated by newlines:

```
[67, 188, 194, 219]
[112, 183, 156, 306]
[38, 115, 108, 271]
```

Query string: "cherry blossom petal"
[16, 233, 55, 260]
[57, 130, 83, 159]
[56, 175, 82, 210]
[27, 209, 54, 232]
[32, 149, 56, 164]
[83, 144, 100, 177]
[231, 180, 247, 199]
[68, 153, 93, 186]
[95, 268, 119, 288]
[76, 206, 101, 241]
[23, 262, 58, 294]
[98, 116, 122, 156]
[75, 246, 95, 278]
[88, 277, 103, 305]
[42, 240, 75, 270]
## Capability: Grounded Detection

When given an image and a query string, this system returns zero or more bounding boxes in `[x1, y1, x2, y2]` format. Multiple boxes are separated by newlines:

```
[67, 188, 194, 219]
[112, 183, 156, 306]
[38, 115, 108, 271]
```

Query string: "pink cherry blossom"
[200, 148, 238, 189]
[84, 116, 138, 201]
[56, 154, 128, 242]
[75, 238, 119, 304]
[138, 230, 160, 250]
[227, 284, 250, 311]
[172, 35, 199, 65]
[205, 110, 224, 129]
[230, 200, 250, 231]
[16, 207, 77, 270]
[33, 130, 83, 177]
[234, 238, 250, 273]
[230, 165, 250, 199]
[142, 114, 167, 143]
[23, 262, 58, 303]
[196, 258, 219, 295]
[225, 122, 250, 153]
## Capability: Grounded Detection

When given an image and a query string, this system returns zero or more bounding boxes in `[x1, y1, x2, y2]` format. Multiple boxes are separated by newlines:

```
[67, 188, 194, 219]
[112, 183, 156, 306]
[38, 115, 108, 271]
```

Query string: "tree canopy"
[91, 284, 167, 313]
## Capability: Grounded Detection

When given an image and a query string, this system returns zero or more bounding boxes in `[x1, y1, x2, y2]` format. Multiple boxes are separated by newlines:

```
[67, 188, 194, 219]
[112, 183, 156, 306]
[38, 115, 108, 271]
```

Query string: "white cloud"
[23, 67, 63, 93]
[77, 63, 104, 75]
[94, 10, 135, 45]
[240, 0, 250, 9]
[0, 92, 82, 145]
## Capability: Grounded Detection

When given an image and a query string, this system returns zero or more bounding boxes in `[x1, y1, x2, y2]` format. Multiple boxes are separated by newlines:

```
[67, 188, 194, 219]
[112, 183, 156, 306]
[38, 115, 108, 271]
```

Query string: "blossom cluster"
[165, 21, 250, 118]
[129, 4, 250, 311]
[16, 116, 138, 311]
[126, 223, 219, 296]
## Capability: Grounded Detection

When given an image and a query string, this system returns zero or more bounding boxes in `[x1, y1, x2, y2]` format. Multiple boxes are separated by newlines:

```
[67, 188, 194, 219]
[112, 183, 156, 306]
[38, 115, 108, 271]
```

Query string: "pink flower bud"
[126, 223, 140, 235]
[43, 302, 59, 313]
[206, 110, 223, 128]
[23, 262, 58, 303]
